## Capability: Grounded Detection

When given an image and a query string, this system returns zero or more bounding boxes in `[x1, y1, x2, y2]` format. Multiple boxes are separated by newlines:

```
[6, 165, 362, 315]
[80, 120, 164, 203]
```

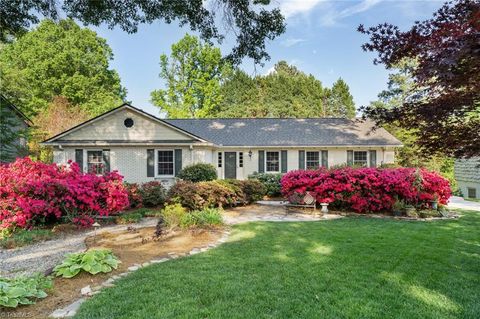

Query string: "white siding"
[56, 109, 193, 141]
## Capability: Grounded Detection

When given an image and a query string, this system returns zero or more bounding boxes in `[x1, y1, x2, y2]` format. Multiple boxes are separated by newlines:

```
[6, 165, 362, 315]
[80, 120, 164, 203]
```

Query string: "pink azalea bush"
[281, 167, 451, 213]
[0, 157, 129, 230]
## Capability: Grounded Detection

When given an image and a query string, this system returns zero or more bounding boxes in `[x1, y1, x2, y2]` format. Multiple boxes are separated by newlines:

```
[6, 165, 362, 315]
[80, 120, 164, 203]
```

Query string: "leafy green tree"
[215, 61, 356, 118]
[0, 96, 29, 162]
[151, 34, 232, 118]
[327, 78, 356, 118]
[0, 19, 126, 118]
[0, 0, 285, 64]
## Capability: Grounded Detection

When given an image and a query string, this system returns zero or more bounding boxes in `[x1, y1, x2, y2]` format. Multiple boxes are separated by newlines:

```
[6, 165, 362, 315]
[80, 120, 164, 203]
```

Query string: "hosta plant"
[54, 249, 120, 278]
[0, 274, 52, 308]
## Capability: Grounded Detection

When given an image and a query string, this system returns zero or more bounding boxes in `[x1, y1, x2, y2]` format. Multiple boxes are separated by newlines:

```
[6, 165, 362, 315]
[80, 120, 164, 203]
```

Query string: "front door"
[224, 152, 237, 179]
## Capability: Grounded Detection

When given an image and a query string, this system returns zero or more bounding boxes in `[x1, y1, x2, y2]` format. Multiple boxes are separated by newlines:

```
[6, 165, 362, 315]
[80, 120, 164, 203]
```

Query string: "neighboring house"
[42, 104, 402, 186]
[454, 158, 480, 199]
[0, 94, 32, 163]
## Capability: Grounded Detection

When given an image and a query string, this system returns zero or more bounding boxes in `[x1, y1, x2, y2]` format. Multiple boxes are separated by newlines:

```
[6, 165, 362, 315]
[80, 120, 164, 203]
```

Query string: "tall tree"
[151, 34, 232, 118]
[327, 78, 356, 118]
[0, 0, 285, 64]
[215, 61, 356, 118]
[30, 96, 90, 162]
[358, 0, 480, 157]
[0, 96, 29, 162]
[0, 19, 126, 118]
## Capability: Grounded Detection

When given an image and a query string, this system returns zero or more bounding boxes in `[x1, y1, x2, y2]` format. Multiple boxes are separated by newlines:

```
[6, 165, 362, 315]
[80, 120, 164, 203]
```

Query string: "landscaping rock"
[151, 258, 169, 263]
[50, 298, 86, 318]
[128, 265, 139, 271]
[80, 285, 92, 296]
[142, 262, 151, 267]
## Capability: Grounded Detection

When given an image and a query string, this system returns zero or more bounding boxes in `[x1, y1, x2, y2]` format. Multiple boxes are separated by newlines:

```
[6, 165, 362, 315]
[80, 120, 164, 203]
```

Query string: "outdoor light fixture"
[248, 150, 253, 159]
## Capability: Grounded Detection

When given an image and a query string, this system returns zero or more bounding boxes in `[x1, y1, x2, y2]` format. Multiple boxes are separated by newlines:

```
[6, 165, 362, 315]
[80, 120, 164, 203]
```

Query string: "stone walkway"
[0, 218, 158, 278]
[222, 203, 343, 225]
[448, 196, 480, 212]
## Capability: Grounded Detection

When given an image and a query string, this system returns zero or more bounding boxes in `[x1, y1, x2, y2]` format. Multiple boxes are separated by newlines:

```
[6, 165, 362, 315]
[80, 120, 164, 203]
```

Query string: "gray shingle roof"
[164, 118, 402, 147]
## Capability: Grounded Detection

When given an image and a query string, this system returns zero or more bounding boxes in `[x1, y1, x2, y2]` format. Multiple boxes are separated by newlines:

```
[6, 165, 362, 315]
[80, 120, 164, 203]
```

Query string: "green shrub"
[248, 173, 282, 197]
[139, 181, 166, 207]
[0, 274, 52, 308]
[216, 179, 246, 203]
[177, 163, 217, 182]
[0, 228, 54, 249]
[115, 212, 143, 224]
[167, 181, 236, 210]
[161, 203, 188, 228]
[180, 208, 224, 229]
[54, 249, 120, 278]
[240, 180, 266, 202]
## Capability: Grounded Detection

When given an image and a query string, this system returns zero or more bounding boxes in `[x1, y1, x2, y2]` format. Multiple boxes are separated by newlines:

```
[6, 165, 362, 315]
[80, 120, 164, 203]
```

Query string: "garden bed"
[4, 225, 223, 318]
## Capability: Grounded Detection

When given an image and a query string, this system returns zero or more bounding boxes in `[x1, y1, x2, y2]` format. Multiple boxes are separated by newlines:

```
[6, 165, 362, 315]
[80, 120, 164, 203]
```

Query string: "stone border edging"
[49, 228, 231, 318]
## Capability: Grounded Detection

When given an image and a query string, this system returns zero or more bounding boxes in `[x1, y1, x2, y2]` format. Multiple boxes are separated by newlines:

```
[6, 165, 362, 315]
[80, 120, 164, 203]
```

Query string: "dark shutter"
[281, 150, 288, 173]
[321, 150, 328, 168]
[102, 149, 110, 173]
[174, 149, 182, 176]
[258, 150, 265, 173]
[75, 149, 83, 173]
[147, 149, 154, 177]
[298, 150, 305, 170]
[369, 150, 377, 167]
[347, 150, 354, 166]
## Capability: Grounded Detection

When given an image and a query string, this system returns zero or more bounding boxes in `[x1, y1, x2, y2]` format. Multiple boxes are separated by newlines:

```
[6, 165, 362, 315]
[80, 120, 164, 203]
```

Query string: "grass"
[75, 211, 480, 319]
[0, 228, 54, 249]
[465, 198, 480, 203]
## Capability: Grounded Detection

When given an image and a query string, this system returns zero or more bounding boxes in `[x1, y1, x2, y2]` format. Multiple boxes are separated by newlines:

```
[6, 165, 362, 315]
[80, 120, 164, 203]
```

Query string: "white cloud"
[281, 37, 306, 47]
[279, 0, 324, 19]
[320, 0, 384, 26]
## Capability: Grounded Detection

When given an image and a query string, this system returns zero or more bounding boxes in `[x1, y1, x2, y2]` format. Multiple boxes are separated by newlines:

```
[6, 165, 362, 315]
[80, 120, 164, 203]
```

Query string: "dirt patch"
[6, 226, 223, 319]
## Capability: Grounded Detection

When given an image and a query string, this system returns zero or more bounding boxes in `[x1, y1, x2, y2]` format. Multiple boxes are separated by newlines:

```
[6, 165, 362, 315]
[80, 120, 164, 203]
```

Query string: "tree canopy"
[0, 19, 126, 118]
[358, 0, 480, 157]
[215, 61, 356, 118]
[151, 34, 232, 118]
[0, 0, 285, 64]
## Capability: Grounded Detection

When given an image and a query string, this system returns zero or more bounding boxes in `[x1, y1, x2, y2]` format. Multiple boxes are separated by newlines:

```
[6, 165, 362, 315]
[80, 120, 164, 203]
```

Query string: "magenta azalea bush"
[0, 158, 129, 230]
[281, 167, 451, 213]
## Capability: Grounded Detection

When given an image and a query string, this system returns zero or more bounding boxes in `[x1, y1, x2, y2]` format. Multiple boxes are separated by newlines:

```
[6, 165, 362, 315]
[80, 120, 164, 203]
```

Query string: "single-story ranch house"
[42, 104, 402, 186]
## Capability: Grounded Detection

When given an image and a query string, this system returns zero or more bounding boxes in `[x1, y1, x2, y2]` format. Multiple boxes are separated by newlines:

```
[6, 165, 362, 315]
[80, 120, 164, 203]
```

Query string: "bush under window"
[177, 163, 217, 182]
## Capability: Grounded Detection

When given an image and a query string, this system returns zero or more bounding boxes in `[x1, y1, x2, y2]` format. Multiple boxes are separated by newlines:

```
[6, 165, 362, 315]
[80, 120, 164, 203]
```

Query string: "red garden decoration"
[0, 157, 129, 230]
[281, 167, 451, 213]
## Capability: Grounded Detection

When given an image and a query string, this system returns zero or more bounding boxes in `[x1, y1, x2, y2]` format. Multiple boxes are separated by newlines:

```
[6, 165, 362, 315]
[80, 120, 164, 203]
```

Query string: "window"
[266, 151, 280, 172]
[124, 118, 134, 128]
[239, 152, 244, 167]
[87, 150, 104, 174]
[467, 187, 477, 199]
[353, 151, 368, 166]
[306, 151, 320, 170]
[218, 152, 222, 168]
[157, 150, 174, 176]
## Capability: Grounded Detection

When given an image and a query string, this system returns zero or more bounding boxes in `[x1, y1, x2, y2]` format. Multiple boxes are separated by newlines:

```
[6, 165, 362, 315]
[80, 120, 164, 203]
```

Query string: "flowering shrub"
[138, 181, 166, 207]
[0, 157, 129, 230]
[281, 167, 451, 213]
[124, 183, 142, 209]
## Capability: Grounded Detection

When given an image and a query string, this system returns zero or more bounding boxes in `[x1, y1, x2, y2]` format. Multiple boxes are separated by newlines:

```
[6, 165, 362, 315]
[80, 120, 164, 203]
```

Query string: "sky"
[92, 0, 445, 117]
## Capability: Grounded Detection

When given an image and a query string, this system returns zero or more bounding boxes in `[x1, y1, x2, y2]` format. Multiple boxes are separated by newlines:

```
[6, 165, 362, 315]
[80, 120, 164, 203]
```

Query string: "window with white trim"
[266, 151, 280, 172]
[306, 151, 320, 170]
[218, 152, 222, 168]
[87, 150, 104, 174]
[353, 151, 368, 167]
[157, 150, 174, 176]
[239, 152, 244, 167]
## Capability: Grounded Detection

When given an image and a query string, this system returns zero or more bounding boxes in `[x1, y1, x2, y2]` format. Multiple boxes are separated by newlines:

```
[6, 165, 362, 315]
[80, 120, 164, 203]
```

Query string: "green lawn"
[75, 211, 480, 319]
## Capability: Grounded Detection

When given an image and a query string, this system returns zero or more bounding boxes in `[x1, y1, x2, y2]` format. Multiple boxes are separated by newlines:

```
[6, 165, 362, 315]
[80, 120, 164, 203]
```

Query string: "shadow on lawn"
[75, 212, 480, 319]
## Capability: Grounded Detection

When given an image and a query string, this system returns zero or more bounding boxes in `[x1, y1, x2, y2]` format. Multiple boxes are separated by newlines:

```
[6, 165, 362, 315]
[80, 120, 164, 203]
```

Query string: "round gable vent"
[124, 118, 134, 128]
